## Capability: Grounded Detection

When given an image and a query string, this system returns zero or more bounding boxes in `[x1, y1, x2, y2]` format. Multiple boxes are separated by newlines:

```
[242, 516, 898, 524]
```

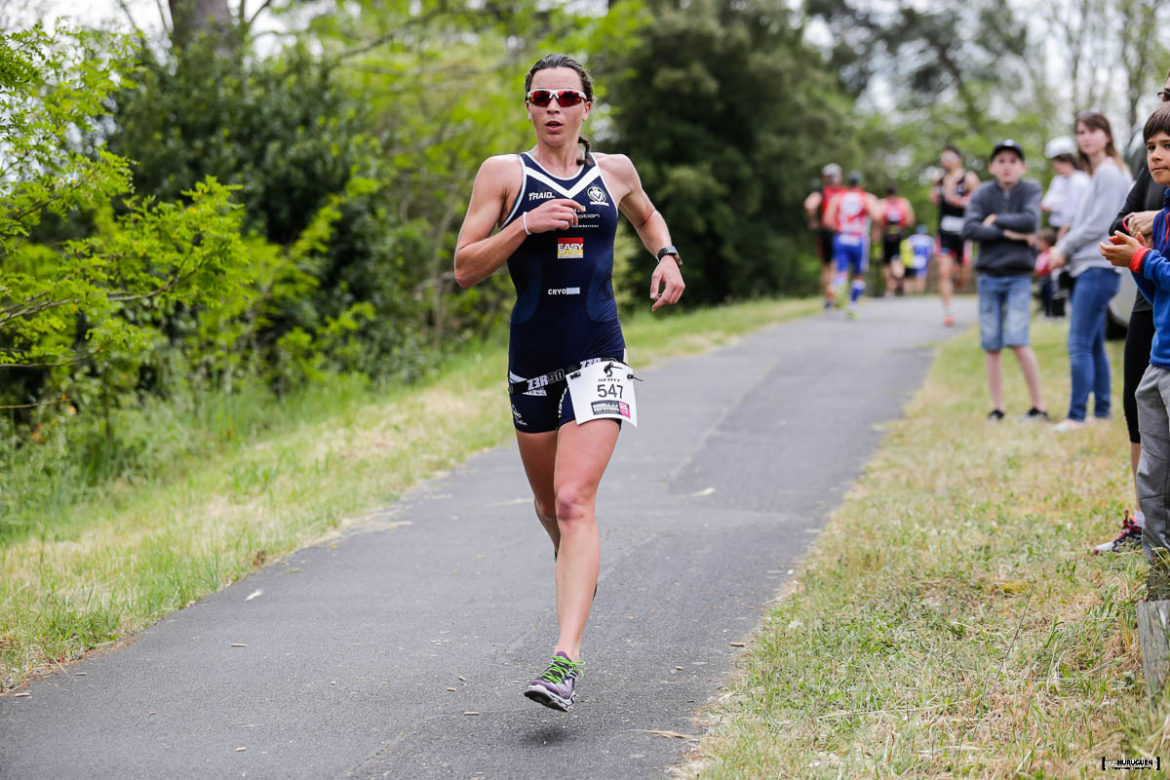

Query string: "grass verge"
[686, 317, 1160, 778]
[0, 297, 820, 689]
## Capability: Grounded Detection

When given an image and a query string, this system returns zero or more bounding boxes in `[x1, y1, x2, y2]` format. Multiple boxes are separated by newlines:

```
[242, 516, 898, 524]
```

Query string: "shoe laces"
[539, 655, 583, 684]
[1121, 510, 1141, 536]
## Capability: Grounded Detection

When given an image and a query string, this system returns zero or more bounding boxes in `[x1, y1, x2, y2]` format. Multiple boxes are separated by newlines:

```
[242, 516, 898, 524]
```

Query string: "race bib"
[940, 215, 965, 234]
[567, 360, 638, 427]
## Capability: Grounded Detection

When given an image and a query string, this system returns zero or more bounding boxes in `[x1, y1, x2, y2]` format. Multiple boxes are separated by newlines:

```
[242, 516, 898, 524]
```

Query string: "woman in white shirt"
[1041, 136, 1090, 239]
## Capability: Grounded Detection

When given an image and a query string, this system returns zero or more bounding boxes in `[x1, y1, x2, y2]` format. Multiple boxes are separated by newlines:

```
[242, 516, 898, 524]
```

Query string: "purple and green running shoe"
[523, 652, 583, 711]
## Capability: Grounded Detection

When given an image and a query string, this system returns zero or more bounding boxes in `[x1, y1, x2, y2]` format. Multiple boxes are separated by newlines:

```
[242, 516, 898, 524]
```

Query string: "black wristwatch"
[656, 245, 682, 266]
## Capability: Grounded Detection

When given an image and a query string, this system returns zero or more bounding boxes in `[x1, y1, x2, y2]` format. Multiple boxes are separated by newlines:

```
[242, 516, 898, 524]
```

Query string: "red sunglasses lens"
[528, 89, 554, 107]
[554, 90, 583, 106]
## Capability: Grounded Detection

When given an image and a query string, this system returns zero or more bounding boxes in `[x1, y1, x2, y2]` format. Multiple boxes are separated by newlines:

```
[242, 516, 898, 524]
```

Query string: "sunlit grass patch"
[687, 318, 1152, 778]
[0, 296, 818, 688]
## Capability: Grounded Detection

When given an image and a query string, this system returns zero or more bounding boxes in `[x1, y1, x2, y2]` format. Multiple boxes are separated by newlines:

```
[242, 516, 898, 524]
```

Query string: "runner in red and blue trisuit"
[825, 171, 881, 316]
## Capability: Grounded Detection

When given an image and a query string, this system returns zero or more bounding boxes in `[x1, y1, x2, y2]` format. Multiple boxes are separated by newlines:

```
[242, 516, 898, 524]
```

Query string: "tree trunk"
[168, 0, 234, 54]
[1137, 599, 1170, 698]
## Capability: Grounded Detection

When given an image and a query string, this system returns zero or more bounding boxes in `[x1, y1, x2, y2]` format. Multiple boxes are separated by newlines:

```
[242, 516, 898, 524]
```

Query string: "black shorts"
[937, 232, 965, 263]
[882, 235, 902, 264]
[510, 383, 575, 433]
[1124, 305, 1156, 444]
[818, 230, 835, 265]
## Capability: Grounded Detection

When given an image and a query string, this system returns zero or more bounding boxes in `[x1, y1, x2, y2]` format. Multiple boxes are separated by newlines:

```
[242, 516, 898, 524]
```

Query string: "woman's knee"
[555, 484, 596, 526]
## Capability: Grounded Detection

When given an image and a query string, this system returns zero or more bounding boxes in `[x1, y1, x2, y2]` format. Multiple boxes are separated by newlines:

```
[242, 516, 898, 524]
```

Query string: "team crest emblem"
[587, 186, 608, 205]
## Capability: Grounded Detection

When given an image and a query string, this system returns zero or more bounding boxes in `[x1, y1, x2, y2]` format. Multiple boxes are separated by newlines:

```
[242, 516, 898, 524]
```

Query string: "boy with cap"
[962, 139, 1050, 422]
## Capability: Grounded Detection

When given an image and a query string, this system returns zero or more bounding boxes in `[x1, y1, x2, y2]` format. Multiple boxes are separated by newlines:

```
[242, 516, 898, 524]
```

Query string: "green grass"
[0, 296, 819, 689]
[687, 318, 1157, 779]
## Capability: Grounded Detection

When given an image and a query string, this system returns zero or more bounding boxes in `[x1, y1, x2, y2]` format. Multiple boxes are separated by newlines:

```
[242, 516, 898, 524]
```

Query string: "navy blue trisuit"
[504, 152, 625, 433]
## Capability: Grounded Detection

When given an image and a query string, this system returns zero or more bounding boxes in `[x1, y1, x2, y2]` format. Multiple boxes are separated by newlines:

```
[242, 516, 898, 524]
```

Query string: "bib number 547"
[567, 360, 638, 427]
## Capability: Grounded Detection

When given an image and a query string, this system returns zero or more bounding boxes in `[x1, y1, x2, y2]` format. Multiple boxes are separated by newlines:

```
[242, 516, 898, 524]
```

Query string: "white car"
[1107, 268, 1137, 338]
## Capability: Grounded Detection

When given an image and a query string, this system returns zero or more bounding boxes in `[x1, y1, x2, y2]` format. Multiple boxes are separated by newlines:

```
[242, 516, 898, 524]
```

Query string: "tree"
[300, 0, 649, 341]
[0, 28, 248, 411]
[807, 0, 1033, 136]
[611, 0, 853, 303]
[168, 0, 233, 51]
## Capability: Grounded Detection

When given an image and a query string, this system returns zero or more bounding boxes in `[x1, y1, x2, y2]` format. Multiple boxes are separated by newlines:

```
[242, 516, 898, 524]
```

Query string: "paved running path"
[1, 296, 974, 779]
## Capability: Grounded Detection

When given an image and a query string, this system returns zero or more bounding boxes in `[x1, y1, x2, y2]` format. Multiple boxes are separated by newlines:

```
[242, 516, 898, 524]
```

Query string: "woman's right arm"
[454, 157, 586, 288]
[453, 157, 527, 288]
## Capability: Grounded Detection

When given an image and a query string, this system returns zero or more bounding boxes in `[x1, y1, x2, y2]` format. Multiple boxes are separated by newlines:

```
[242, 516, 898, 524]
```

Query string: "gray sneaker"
[523, 652, 583, 711]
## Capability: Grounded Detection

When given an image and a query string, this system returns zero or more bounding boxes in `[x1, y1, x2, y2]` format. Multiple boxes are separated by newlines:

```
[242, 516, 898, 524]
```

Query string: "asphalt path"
[1, 296, 974, 779]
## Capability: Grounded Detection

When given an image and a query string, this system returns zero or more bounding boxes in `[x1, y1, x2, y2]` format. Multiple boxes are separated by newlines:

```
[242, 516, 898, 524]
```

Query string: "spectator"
[1048, 111, 1132, 432]
[1098, 104, 1170, 593]
[1041, 136, 1090, 240]
[1092, 71, 1170, 554]
[1034, 227, 1060, 318]
[961, 139, 1049, 422]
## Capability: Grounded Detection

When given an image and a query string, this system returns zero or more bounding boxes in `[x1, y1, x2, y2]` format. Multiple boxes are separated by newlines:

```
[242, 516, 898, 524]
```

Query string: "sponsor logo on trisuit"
[591, 400, 631, 418]
[547, 287, 581, 296]
[587, 186, 608, 206]
[511, 403, 527, 426]
[557, 237, 584, 259]
[528, 191, 555, 201]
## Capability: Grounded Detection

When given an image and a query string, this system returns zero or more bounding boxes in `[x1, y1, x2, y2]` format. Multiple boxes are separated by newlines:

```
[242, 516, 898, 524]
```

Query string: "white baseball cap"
[1045, 137, 1077, 158]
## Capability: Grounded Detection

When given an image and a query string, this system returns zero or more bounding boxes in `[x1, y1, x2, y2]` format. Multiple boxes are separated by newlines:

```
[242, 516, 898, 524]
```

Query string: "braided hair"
[525, 53, 594, 167]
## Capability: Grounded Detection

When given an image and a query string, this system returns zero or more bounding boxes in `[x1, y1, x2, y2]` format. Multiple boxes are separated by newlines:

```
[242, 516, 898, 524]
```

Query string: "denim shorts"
[977, 274, 1032, 351]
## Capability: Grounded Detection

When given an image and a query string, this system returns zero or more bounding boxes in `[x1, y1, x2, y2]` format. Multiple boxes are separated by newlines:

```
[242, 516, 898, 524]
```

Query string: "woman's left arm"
[1056, 165, 1128, 257]
[605, 154, 685, 311]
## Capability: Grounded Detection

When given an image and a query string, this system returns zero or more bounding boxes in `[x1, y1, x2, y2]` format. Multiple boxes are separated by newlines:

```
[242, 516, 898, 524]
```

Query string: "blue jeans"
[977, 274, 1032, 351]
[1067, 267, 1121, 421]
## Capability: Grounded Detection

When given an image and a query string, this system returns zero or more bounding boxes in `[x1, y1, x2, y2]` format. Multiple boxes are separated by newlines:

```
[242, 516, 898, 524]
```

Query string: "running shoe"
[987, 409, 1005, 422]
[1053, 419, 1085, 433]
[1019, 407, 1051, 422]
[944, 314, 955, 327]
[1092, 510, 1143, 555]
[523, 652, 583, 711]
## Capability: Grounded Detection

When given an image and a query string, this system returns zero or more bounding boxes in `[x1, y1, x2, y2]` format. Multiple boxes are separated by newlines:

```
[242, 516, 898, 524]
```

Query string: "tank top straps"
[503, 153, 624, 377]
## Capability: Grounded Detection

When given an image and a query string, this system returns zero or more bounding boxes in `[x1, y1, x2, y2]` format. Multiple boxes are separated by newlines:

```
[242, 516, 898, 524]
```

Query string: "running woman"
[453, 53, 685, 712]
[930, 146, 981, 325]
[878, 183, 915, 296]
[804, 163, 846, 309]
[824, 170, 881, 317]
